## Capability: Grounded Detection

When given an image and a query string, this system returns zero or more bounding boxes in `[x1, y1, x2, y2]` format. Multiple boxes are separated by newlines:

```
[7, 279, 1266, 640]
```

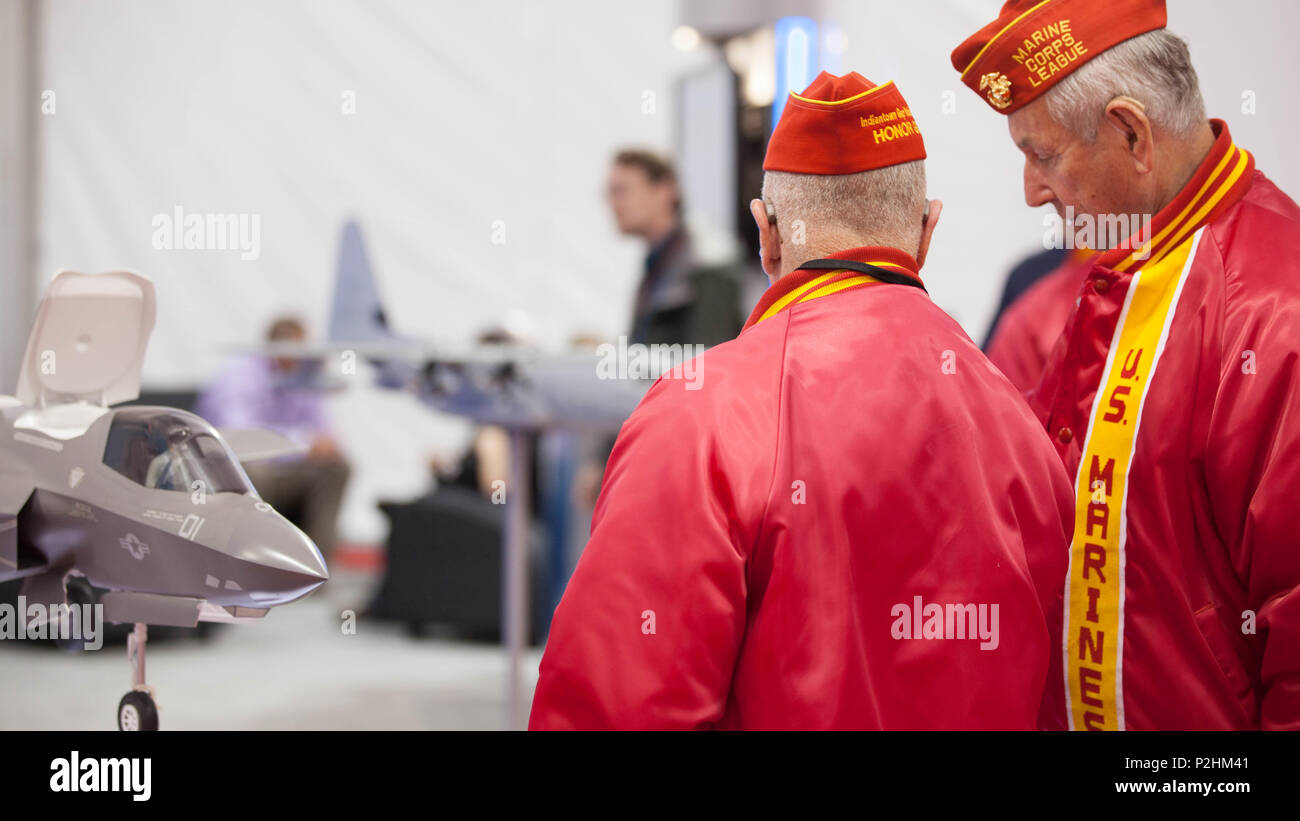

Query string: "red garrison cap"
[763, 71, 926, 175]
[951, 0, 1167, 115]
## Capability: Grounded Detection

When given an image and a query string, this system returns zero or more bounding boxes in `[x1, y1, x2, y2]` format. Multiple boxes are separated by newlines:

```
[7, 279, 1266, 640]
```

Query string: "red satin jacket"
[530, 246, 1073, 729]
[1031, 120, 1300, 730]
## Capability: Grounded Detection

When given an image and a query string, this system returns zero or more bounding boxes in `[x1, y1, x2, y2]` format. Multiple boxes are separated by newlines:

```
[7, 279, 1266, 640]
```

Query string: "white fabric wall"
[34, 1, 1300, 378]
[35, 0, 713, 385]
[0, 1, 37, 394]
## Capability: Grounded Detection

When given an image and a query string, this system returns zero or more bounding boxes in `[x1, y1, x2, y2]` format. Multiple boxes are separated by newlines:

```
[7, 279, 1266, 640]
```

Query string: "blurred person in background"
[607, 148, 743, 348]
[198, 316, 350, 559]
[573, 150, 748, 509]
[982, 247, 1066, 344]
[429, 327, 541, 506]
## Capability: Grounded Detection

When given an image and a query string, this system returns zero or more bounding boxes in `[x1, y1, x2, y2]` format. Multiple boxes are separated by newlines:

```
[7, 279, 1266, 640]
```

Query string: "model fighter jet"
[0, 270, 328, 730]
[250, 220, 660, 432]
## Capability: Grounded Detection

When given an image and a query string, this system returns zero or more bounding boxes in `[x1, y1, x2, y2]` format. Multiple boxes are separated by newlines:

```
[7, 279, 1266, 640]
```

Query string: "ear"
[749, 198, 782, 280]
[1103, 98, 1155, 175]
[916, 199, 942, 269]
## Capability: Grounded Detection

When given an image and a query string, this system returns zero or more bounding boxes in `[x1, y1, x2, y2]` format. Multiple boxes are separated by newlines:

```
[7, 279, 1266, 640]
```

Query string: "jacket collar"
[1096, 119, 1254, 273]
[743, 245, 922, 331]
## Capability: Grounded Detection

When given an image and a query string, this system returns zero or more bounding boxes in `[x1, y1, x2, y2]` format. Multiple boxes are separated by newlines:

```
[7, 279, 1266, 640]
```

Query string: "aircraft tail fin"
[328, 220, 398, 344]
[326, 220, 417, 388]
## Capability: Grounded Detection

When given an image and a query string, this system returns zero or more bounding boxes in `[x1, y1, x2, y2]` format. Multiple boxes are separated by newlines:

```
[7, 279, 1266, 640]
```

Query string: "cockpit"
[103, 408, 255, 495]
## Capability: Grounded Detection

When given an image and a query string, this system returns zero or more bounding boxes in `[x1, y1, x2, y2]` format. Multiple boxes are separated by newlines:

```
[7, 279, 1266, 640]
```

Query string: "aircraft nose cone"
[274, 522, 329, 581]
[229, 508, 329, 603]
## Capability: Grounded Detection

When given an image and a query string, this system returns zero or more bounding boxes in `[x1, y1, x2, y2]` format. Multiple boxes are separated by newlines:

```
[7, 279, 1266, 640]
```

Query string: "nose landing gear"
[118, 623, 159, 731]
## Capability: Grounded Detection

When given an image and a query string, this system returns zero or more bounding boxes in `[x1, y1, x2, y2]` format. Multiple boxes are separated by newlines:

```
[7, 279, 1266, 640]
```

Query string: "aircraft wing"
[218, 428, 308, 463]
[233, 220, 670, 432]
[418, 349, 656, 432]
[253, 338, 519, 366]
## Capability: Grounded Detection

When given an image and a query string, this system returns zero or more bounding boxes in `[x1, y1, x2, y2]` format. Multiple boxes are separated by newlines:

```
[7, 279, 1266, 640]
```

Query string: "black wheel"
[117, 691, 159, 731]
[55, 577, 97, 652]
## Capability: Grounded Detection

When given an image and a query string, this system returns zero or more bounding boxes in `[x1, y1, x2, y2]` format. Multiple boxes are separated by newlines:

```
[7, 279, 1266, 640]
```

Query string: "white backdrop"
[32, 0, 1300, 381]
[35, 0, 714, 385]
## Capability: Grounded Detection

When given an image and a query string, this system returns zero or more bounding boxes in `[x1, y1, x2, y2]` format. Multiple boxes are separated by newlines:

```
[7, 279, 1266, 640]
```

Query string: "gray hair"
[762, 160, 926, 254]
[1044, 29, 1206, 142]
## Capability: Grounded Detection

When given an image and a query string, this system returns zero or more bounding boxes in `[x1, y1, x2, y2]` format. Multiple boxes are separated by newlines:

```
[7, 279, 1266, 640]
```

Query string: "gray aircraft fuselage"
[0, 401, 327, 625]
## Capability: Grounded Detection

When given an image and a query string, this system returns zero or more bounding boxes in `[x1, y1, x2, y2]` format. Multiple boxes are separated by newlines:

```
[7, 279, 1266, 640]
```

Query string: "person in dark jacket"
[574, 151, 747, 510]
[606, 149, 742, 347]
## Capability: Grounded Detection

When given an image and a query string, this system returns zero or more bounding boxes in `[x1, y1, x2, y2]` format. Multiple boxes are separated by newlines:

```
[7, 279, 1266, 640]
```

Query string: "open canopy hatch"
[15, 270, 156, 408]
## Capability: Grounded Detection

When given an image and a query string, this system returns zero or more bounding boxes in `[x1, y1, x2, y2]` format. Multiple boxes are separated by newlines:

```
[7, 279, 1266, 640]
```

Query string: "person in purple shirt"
[198, 316, 350, 559]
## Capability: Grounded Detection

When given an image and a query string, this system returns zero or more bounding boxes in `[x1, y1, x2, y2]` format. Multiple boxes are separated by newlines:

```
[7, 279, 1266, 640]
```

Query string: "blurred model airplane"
[254, 220, 659, 431]
[0, 271, 328, 731]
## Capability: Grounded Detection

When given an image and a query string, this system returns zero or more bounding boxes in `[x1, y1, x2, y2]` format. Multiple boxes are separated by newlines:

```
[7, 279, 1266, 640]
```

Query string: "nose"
[1023, 159, 1055, 209]
[229, 511, 329, 605]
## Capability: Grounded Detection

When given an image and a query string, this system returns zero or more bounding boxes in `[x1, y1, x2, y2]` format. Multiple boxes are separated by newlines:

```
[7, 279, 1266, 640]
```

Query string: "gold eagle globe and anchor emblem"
[979, 72, 1013, 110]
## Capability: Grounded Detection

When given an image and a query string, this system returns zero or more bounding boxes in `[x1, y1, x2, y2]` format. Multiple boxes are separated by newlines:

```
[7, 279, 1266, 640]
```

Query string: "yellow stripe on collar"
[1116, 145, 1248, 272]
[755, 271, 882, 326]
[1118, 147, 1248, 272]
[756, 272, 838, 324]
[796, 275, 879, 305]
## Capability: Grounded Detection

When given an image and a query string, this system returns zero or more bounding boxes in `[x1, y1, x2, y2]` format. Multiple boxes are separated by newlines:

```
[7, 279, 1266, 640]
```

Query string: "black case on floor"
[366, 486, 551, 645]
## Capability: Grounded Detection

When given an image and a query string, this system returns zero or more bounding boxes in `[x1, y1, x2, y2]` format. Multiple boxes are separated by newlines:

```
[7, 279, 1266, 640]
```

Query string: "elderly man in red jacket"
[952, 0, 1300, 730]
[529, 71, 1073, 730]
